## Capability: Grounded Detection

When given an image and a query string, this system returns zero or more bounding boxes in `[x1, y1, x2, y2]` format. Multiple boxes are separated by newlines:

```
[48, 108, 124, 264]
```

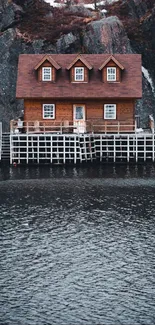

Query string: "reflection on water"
[0, 164, 155, 325]
[1, 163, 155, 181]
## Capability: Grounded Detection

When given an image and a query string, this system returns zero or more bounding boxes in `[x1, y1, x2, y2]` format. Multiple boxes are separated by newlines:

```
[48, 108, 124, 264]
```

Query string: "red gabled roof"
[16, 54, 142, 99]
[99, 55, 125, 70]
[34, 54, 61, 70]
[66, 54, 93, 70]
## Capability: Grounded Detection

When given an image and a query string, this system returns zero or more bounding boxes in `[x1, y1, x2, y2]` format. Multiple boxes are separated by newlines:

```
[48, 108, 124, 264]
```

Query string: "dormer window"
[42, 67, 52, 81]
[75, 67, 84, 81]
[99, 55, 124, 83]
[34, 55, 61, 82]
[67, 55, 93, 83]
[107, 67, 116, 81]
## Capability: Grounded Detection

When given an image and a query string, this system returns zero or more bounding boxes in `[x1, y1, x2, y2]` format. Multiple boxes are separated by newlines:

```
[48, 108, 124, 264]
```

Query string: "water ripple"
[0, 166, 155, 325]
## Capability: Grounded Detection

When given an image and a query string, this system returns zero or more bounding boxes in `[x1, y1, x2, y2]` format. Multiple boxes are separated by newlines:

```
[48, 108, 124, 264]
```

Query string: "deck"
[7, 117, 155, 165]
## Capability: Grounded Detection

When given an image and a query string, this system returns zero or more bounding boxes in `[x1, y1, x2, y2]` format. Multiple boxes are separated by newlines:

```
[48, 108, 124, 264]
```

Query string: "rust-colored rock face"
[83, 16, 132, 54]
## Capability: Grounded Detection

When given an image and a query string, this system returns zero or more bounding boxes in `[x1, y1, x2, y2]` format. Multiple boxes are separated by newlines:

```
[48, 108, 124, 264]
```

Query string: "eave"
[66, 54, 93, 70]
[99, 55, 125, 71]
[34, 55, 61, 71]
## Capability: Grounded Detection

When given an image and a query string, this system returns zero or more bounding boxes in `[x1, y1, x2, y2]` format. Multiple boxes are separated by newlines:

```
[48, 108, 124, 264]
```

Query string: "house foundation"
[10, 133, 155, 165]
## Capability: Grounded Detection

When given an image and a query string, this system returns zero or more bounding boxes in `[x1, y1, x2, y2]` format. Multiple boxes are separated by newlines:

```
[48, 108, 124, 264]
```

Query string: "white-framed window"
[43, 104, 55, 119]
[107, 67, 116, 81]
[75, 67, 84, 81]
[104, 104, 116, 119]
[42, 67, 52, 81]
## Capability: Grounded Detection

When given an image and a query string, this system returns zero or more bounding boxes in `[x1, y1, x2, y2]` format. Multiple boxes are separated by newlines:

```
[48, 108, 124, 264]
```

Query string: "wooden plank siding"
[24, 99, 135, 132]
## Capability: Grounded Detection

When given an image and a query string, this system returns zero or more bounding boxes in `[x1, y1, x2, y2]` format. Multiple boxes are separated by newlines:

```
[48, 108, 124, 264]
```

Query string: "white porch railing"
[10, 120, 89, 134]
[10, 119, 136, 134]
[90, 120, 136, 134]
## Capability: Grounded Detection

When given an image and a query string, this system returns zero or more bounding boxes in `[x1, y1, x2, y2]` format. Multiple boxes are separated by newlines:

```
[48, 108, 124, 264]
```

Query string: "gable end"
[99, 55, 124, 71]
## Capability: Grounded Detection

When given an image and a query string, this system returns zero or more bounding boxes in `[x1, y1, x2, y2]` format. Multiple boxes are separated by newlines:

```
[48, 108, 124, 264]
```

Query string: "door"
[73, 105, 86, 133]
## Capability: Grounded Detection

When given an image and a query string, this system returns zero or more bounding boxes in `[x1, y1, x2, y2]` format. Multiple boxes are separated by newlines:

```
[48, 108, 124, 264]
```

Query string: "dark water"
[0, 164, 155, 325]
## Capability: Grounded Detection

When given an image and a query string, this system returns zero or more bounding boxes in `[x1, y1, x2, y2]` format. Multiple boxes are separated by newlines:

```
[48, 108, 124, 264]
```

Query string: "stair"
[1, 133, 10, 161]
[78, 134, 96, 162]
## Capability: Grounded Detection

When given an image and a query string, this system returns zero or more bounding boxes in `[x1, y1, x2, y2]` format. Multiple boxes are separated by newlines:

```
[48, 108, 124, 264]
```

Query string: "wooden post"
[127, 134, 130, 162]
[153, 134, 155, 162]
[32, 136, 34, 160]
[60, 121, 63, 134]
[144, 135, 146, 162]
[10, 120, 13, 134]
[57, 136, 59, 163]
[74, 135, 77, 164]
[17, 135, 20, 164]
[136, 135, 138, 162]
[100, 135, 102, 161]
[91, 121, 93, 134]
[79, 136, 82, 163]
[134, 118, 137, 133]
[50, 135, 53, 163]
[149, 115, 154, 133]
[63, 136, 65, 164]
[84, 135, 87, 161]
[89, 134, 92, 162]
[113, 135, 116, 162]
[26, 135, 29, 164]
[10, 135, 12, 164]
[45, 136, 47, 159]
[105, 122, 107, 135]
[37, 135, 39, 164]
[118, 122, 120, 134]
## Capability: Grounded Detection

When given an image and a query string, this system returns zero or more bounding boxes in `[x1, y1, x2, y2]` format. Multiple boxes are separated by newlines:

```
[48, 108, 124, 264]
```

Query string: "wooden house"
[14, 53, 142, 134]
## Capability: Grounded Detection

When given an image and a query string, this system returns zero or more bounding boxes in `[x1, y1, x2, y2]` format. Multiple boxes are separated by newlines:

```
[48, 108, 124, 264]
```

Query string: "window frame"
[107, 67, 116, 82]
[74, 67, 84, 81]
[73, 105, 85, 121]
[104, 104, 116, 120]
[43, 104, 55, 119]
[42, 67, 52, 81]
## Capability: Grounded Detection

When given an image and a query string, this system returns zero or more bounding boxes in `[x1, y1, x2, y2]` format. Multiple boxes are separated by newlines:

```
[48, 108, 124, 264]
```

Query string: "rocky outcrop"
[0, 0, 8, 11]
[56, 32, 81, 53]
[0, 28, 22, 131]
[107, 0, 155, 81]
[105, 0, 155, 126]
[83, 16, 132, 53]
[0, 0, 155, 130]
[122, 0, 154, 19]
[0, 1, 24, 32]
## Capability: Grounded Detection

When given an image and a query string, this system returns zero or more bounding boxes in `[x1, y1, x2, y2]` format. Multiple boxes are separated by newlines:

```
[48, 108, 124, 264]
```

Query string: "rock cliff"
[0, 0, 155, 130]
